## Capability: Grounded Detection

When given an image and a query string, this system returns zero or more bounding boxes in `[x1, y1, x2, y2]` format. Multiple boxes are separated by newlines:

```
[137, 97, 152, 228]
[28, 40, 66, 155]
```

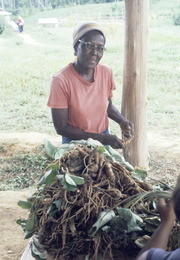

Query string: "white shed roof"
[0, 10, 12, 16]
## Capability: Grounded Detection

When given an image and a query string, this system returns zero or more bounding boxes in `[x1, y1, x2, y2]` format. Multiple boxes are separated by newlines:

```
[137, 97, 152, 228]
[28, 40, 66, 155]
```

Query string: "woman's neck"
[73, 62, 94, 83]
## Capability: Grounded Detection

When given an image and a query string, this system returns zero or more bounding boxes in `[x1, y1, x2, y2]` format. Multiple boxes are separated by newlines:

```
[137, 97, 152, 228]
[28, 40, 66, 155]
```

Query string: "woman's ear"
[73, 42, 79, 56]
[74, 46, 78, 56]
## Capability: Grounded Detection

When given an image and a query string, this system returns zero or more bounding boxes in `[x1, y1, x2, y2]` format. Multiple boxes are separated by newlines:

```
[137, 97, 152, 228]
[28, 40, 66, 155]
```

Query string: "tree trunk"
[29, 0, 32, 8]
[122, 0, 149, 167]
[1, 0, 4, 10]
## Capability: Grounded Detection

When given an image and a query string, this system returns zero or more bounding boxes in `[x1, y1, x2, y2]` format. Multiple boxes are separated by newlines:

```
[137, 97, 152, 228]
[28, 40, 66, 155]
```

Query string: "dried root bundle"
[22, 144, 154, 260]
[20, 142, 176, 260]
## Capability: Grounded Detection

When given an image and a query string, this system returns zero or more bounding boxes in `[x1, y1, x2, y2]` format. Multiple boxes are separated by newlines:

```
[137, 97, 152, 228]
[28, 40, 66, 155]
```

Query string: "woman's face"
[75, 30, 106, 70]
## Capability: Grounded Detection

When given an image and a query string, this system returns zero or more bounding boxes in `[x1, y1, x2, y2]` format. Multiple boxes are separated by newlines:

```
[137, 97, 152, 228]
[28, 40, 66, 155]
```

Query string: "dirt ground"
[0, 131, 179, 260]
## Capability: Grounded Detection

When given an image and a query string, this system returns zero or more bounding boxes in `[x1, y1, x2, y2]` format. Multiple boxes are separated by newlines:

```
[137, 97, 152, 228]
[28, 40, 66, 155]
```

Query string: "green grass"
[1, 0, 179, 138]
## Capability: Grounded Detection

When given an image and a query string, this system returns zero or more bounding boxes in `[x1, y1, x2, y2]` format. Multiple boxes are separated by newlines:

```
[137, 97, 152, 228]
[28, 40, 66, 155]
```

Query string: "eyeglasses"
[79, 40, 106, 53]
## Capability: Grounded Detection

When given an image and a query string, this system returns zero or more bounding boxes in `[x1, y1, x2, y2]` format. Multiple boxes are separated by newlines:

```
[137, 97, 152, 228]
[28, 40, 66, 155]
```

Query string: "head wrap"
[73, 22, 105, 47]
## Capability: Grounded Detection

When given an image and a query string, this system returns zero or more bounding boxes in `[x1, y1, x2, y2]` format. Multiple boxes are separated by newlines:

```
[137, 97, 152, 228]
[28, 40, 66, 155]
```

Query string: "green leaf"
[69, 175, 85, 185]
[133, 167, 148, 180]
[54, 150, 67, 159]
[54, 143, 75, 159]
[38, 169, 58, 185]
[43, 139, 57, 158]
[31, 240, 46, 260]
[65, 174, 77, 186]
[105, 145, 124, 161]
[68, 165, 84, 172]
[53, 199, 62, 210]
[50, 164, 59, 171]
[56, 174, 64, 180]
[110, 207, 143, 233]
[97, 146, 107, 153]
[109, 216, 127, 230]
[86, 138, 103, 147]
[70, 139, 88, 145]
[97, 146, 112, 160]
[47, 204, 58, 216]
[61, 176, 77, 191]
[33, 237, 44, 249]
[122, 190, 172, 208]
[123, 162, 134, 171]
[63, 182, 77, 191]
[18, 200, 32, 209]
[60, 173, 84, 191]
[71, 138, 102, 148]
[60, 143, 75, 148]
[105, 145, 134, 171]
[17, 219, 34, 238]
[89, 209, 115, 237]
[16, 219, 27, 230]
[25, 215, 35, 231]
[47, 199, 62, 215]
[101, 225, 110, 232]
[24, 229, 34, 239]
[22, 215, 36, 239]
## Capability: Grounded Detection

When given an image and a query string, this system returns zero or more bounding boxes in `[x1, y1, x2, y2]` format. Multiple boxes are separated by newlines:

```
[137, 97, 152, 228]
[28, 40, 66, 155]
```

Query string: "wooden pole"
[122, 0, 149, 167]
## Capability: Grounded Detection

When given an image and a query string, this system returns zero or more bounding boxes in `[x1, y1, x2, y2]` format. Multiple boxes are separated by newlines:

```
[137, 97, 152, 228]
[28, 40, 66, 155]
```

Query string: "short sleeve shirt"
[147, 248, 180, 260]
[47, 63, 115, 133]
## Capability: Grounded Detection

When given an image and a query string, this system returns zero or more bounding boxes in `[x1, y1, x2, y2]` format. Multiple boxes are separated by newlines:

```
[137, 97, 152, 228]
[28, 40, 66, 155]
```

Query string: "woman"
[47, 22, 134, 149]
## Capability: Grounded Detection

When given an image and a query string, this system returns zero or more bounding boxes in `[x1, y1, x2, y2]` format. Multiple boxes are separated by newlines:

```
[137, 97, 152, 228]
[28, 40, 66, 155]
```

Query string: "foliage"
[0, 149, 50, 190]
[0, 16, 4, 34]
[44, 138, 136, 171]
[17, 141, 178, 259]
[89, 208, 143, 237]
[2, 0, 121, 16]
[173, 14, 180, 26]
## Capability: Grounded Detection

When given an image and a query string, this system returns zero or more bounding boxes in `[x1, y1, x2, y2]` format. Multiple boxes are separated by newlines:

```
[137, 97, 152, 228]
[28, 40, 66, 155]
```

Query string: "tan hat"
[73, 22, 105, 47]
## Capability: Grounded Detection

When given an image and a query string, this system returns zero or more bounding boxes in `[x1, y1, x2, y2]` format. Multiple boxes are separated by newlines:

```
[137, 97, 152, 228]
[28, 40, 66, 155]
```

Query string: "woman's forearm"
[107, 100, 127, 125]
[56, 124, 124, 149]
[51, 108, 124, 149]
[136, 221, 174, 259]
[58, 124, 104, 143]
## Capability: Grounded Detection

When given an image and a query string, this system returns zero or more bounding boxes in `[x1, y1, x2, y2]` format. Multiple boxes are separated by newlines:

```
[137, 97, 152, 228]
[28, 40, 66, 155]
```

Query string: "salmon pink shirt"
[47, 63, 115, 133]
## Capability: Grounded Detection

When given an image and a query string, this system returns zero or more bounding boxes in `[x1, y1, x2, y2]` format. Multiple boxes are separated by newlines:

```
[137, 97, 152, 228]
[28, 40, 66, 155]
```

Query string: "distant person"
[47, 22, 134, 148]
[16, 16, 24, 33]
[136, 175, 180, 260]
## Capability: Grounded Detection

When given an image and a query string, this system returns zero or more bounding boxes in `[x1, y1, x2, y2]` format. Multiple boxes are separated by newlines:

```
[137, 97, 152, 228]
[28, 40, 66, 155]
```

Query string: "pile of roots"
[28, 145, 153, 259]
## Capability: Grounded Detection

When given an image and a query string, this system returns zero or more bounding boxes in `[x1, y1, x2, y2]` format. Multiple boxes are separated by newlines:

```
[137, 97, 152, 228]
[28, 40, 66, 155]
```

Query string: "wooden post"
[122, 0, 149, 167]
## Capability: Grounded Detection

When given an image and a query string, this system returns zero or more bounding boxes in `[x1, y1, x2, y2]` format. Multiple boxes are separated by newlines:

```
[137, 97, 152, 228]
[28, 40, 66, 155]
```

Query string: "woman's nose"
[91, 46, 98, 54]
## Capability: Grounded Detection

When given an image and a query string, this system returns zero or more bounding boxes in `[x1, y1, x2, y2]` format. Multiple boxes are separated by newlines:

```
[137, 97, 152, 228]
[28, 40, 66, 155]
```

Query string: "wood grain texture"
[122, 0, 149, 167]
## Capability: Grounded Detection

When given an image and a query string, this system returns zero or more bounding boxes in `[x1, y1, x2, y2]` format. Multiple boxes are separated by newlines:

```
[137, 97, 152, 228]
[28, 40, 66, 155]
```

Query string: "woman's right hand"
[102, 134, 124, 149]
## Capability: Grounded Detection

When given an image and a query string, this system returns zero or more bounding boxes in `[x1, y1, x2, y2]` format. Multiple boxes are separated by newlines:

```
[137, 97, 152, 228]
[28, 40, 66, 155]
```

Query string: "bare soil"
[0, 131, 179, 260]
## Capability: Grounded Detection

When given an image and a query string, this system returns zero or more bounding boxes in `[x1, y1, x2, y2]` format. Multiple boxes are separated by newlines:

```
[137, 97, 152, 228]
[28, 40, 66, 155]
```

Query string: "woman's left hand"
[120, 120, 134, 139]
[157, 198, 176, 226]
